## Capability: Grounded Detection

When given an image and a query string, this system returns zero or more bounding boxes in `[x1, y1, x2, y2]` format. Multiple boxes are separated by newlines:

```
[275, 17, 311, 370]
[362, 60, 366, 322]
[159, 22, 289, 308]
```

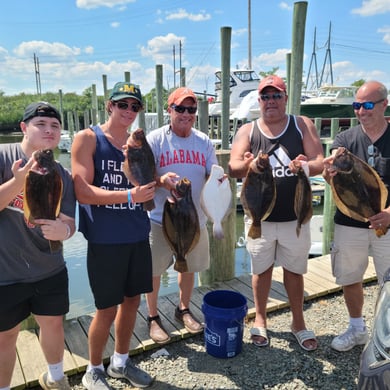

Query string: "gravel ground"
[23, 282, 378, 390]
[49, 281, 379, 390]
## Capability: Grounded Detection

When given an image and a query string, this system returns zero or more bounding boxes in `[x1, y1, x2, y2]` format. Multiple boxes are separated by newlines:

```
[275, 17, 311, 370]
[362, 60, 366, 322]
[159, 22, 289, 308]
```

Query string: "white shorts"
[244, 215, 311, 275]
[149, 222, 210, 276]
[331, 224, 390, 285]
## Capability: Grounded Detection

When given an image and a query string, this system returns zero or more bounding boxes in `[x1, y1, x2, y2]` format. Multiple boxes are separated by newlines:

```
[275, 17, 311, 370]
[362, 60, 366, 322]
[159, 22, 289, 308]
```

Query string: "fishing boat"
[208, 69, 260, 116]
[232, 85, 359, 121]
[300, 85, 358, 118]
[58, 130, 72, 153]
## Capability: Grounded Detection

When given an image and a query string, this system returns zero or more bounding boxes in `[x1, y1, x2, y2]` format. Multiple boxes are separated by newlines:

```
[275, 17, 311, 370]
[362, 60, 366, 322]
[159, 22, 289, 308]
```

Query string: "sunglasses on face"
[352, 99, 384, 110]
[113, 101, 142, 113]
[368, 144, 378, 167]
[260, 93, 285, 101]
[171, 104, 197, 114]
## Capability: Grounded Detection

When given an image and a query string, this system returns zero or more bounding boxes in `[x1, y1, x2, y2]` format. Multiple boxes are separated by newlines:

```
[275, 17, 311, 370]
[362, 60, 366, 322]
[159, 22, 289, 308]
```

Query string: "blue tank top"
[250, 115, 304, 222]
[78, 125, 150, 244]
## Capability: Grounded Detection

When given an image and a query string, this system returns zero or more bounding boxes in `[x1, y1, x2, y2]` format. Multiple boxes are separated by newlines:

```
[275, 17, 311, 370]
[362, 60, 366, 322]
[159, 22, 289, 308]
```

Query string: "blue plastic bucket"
[202, 290, 248, 358]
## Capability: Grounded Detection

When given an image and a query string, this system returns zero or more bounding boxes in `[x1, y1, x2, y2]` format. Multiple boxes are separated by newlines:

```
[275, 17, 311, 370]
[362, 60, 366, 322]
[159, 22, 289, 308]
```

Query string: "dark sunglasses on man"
[260, 93, 285, 101]
[170, 104, 197, 114]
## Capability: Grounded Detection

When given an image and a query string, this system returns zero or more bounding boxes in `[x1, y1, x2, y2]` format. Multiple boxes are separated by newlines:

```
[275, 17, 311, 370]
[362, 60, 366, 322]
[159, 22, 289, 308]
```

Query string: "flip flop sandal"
[250, 327, 269, 347]
[292, 329, 318, 352]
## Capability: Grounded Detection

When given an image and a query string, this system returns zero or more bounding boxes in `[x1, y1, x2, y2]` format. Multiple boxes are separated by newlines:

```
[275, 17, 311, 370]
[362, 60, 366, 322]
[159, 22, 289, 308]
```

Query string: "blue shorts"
[87, 240, 153, 310]
[0, 268, 69, 331]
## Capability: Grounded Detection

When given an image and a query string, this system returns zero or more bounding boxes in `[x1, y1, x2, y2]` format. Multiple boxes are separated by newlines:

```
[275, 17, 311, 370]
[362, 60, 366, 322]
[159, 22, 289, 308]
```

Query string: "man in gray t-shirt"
[0, 102, 76, 390]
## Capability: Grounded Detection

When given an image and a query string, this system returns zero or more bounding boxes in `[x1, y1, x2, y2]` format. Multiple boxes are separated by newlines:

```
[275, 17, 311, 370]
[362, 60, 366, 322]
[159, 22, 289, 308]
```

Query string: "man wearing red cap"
[229, 75, 324, 351]
[145, 87, 218, 344]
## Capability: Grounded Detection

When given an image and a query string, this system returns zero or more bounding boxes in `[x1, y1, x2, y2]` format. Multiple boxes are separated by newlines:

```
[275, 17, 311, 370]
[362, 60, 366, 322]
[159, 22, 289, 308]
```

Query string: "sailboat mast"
[248, 0, 252, 69]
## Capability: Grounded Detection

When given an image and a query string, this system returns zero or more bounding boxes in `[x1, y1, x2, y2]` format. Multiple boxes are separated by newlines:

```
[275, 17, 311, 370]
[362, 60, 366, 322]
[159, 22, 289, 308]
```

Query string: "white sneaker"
[331, 326, 369, 351]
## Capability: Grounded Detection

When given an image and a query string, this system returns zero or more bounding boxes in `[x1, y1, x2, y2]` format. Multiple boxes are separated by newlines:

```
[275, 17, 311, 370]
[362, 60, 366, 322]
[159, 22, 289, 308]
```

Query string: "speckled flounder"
[24, 149, 63, 251]
[162, 177, 200, 273]
[330, 147, 388, 237]
[240, 152, 276, 239]
[294, 162, 313, 237]
[123, 128, 156, 211]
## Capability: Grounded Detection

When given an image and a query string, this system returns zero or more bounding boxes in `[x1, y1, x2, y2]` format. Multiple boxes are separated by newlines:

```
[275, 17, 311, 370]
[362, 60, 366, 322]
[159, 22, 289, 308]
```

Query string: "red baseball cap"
[258, 75, 287, 93]
[168, 87, 197, 106]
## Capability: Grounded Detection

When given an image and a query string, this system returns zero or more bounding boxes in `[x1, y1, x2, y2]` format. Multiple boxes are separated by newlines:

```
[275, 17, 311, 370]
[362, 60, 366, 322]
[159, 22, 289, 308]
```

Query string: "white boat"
[58, 130, 72, 153]
[231, 85, 359, 121]
[300, 85, 358, 118]
[208, 69, 260, 116]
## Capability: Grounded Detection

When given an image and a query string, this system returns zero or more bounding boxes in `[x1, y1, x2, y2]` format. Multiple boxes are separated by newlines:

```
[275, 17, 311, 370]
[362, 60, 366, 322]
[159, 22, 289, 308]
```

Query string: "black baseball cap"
[22, 102, 62, 124]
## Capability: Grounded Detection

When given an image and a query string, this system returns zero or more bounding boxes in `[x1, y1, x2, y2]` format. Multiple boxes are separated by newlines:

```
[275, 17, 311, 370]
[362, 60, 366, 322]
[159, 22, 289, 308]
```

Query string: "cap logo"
[121, 84, 137, 94]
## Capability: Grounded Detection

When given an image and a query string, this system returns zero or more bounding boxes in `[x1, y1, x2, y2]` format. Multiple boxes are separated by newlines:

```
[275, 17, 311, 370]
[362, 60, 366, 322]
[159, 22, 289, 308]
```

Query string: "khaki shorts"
[331, 224, 390, 285]
[149, 222, 210, 276]
[244, 216, 311, 275]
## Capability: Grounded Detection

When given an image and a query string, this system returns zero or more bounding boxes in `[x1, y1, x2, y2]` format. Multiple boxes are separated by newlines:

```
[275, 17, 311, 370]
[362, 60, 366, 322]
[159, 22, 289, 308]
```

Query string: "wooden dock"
[11, 254, 377, 389]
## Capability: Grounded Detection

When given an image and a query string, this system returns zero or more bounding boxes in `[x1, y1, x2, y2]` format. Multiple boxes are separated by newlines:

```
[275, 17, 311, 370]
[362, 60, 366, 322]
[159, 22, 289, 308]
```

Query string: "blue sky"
[1, 0, 390, 97]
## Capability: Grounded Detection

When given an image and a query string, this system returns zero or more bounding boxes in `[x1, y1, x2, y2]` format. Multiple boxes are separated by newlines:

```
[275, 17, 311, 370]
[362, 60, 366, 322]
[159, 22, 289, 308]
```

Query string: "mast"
[248, 0, 252, 69]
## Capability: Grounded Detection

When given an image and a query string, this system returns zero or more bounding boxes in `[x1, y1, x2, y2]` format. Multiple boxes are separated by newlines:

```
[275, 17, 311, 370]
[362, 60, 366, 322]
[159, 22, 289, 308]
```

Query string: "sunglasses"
[352, 99, 384, 110]
[260, 93, 285, 101]
[113, 101, 142, 113]
[171, 104, 197, 114]
[368, 144, 378, 167]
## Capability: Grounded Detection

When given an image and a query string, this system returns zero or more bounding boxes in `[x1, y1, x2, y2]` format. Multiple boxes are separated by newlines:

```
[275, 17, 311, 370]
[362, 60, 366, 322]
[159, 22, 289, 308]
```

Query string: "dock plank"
[16, 329, 47, 387]
[12, 254, 379, 389]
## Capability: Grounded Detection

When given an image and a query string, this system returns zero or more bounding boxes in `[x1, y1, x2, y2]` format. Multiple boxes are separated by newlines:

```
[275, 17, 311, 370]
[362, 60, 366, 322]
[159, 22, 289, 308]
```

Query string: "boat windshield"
[233, 70, 260, 82]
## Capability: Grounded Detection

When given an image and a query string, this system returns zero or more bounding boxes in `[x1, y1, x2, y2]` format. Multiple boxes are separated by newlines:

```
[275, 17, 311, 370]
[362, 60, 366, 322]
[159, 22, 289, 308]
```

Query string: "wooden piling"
[199, 151, 236, 285]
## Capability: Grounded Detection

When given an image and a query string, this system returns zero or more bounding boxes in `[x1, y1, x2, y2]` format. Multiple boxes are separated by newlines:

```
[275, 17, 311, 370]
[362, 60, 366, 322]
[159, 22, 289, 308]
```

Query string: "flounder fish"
[200, 164, 232, 239]
[294, 162, 313, 237]
[24, 149, 63, 252]
[330, 147, 388, 237]
[162, 177, 200, 273]
[241, 152, 276, 239]
[123, 128, 156, 211]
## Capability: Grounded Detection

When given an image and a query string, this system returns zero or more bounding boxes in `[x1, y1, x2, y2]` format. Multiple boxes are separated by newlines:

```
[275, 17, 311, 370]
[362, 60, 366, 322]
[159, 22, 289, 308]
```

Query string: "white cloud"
[378, 26, 390, 43]
[233, 28, 247, 37]
[165, 8, 211, 22]
[140, 33, 185, 63]
[84, 46, 94, 54]
[76, 0, 135, 10]
[279, 2, 292, 11]
[111, 22, 120, 28]
[255, 48, 291, 67]
[13, 41, 81, 59]
[352, 0, 390, 16]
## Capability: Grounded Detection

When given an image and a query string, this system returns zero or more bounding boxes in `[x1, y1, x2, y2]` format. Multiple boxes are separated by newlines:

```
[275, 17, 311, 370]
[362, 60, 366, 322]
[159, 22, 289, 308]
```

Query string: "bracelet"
[64, 223, 71, 240]
[127, 189, 133, 205]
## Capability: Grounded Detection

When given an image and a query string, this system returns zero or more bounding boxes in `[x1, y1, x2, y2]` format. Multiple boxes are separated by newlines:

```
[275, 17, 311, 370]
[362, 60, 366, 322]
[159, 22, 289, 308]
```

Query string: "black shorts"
[0, 268, 69, 331]
[87, 240, 153, 310]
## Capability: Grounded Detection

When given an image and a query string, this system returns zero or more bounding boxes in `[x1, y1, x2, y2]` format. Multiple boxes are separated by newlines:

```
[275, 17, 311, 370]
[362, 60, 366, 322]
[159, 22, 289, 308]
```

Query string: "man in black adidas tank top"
[229, 75, 324, 351]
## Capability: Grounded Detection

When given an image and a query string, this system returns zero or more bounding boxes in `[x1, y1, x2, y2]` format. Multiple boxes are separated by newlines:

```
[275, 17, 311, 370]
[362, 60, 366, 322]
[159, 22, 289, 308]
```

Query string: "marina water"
[0, 134, 322, 319]
[0, 134, 251, 319]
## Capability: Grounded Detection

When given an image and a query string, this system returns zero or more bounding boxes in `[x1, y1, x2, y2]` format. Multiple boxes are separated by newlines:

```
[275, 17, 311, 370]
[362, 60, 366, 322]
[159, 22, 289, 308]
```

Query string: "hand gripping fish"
[240, 152, 276, 239]
[330, 147, 388, 237]
[200, 164, 232, 239]
[123, 128, 156, 211]
[162, 178, 200, 273]
[24, 149, 63, 252]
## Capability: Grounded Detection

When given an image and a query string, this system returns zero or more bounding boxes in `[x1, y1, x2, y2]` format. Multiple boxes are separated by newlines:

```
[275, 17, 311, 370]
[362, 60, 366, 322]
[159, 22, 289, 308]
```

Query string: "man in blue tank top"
[71, 82, 156, 389]
[229, 75, 324, 351]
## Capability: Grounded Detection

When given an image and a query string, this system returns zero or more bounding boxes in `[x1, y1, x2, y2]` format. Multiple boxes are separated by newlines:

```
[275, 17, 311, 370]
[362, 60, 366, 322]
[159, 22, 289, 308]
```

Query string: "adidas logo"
[269, 146, 294, 178]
